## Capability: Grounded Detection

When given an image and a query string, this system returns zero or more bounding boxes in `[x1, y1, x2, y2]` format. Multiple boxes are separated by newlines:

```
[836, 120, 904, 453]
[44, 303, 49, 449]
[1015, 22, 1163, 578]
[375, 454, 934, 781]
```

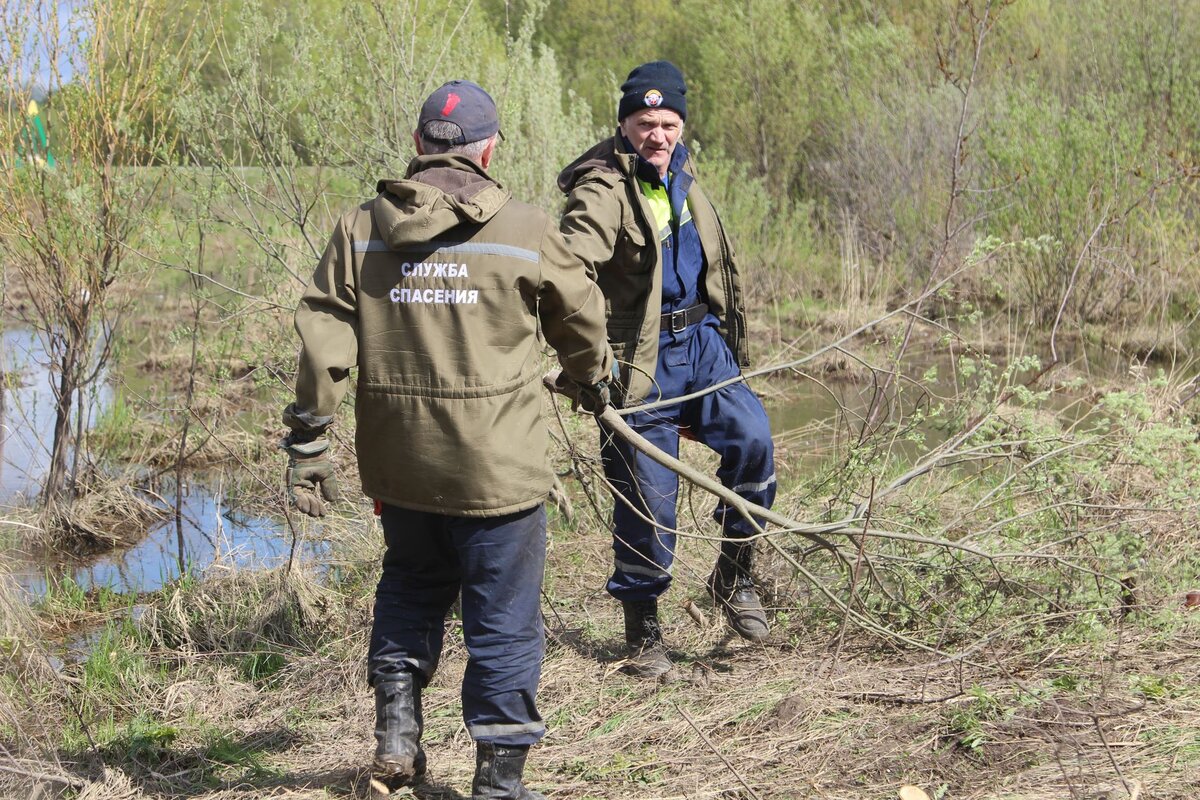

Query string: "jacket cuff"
[282, 403, 334, 436]
[281, 435, 329, 456]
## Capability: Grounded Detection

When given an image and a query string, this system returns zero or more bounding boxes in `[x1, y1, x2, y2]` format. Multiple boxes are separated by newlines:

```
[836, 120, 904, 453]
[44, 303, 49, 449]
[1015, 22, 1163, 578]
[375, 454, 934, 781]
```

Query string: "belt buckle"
[670, 308, 687, 333]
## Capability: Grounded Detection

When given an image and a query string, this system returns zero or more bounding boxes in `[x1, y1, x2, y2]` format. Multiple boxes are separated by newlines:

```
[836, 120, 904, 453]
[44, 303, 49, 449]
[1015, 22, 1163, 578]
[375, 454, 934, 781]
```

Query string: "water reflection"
[0, 326, 110, 502]
[13, 482, 328, 595]
[2, 326, 316, 597]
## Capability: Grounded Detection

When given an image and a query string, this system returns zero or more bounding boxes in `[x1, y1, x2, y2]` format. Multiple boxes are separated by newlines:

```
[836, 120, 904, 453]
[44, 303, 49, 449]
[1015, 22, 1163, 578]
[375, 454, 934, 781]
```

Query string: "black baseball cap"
[418, 80, 500, 145]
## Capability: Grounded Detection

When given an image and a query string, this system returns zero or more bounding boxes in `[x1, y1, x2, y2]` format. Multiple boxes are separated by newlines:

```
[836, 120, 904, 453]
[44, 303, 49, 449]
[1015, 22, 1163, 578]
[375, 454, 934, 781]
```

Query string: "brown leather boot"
[708, 539, 770, 641]
[621, 599, 672, 677]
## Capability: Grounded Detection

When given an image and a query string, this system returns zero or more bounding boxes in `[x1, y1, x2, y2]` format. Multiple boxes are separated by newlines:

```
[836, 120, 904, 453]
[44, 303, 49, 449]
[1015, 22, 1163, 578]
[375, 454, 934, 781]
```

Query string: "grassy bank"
[5, 170, 1200, 794]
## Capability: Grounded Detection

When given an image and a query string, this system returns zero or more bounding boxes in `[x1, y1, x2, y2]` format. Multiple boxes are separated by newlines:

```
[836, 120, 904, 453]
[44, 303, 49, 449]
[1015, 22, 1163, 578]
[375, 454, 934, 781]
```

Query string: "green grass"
[89, 388, 140, 453]
[561, 747, 668, 785]
[33, 573, 127, 617]
[1130, 673, 1183, 702]
[201, 728, 276, 774]
[116, 712, 180, 765]
[239, 649, 287, 683]
[81, 620, 153, 697]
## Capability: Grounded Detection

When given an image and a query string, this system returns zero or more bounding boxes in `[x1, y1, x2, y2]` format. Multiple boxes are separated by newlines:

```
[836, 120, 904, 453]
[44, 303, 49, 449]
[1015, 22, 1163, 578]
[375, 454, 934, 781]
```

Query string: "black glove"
[283, 437, 341, 518]
[576, 379, 612, 414]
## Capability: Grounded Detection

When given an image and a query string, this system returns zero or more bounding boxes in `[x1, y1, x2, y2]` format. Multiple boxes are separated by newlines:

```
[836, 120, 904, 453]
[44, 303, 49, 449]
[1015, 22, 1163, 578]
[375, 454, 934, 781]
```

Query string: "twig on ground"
[832, 476, 875, 666]
[0, 761, 85, 789]
[674, 702, 762, 800]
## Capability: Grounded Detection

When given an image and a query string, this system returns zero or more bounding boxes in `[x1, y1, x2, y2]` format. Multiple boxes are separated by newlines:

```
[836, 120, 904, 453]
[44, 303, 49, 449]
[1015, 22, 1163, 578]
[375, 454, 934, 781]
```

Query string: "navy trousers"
[602, 321, 776, 601]
[369, 503, 547, 746]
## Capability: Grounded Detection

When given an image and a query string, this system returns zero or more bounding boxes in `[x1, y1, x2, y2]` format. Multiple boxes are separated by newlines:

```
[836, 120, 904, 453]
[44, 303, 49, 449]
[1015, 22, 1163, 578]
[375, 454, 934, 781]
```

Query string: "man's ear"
[479, 136, 497, 169]
[412, 130, 424, 155]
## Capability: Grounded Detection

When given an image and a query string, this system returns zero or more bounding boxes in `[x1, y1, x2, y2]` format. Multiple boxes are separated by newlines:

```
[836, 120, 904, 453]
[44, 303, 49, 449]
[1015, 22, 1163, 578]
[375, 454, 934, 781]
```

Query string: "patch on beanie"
[643, 89, 663, 108]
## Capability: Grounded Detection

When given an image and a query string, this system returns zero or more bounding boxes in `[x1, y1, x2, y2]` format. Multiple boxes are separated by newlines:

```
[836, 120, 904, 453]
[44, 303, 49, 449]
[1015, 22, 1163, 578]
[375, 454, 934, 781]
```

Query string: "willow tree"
[0, 0, 193, 508]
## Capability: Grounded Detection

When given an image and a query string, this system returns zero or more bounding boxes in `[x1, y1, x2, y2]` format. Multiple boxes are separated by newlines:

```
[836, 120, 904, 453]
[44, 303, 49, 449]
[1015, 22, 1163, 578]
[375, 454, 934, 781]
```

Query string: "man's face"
[619, 108, 683, 178]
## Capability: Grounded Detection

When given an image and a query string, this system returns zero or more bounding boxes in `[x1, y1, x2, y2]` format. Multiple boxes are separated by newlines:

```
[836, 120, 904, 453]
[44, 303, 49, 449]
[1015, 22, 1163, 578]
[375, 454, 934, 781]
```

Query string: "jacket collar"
[373, 152, 495, 192]
[373, 153, 511, 246]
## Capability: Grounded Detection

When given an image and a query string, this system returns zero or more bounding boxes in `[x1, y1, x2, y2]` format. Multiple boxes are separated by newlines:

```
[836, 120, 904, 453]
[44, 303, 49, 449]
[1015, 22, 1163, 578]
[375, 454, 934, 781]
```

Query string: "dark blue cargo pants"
[368, 503, 547, 746]
[601, 321, 776, 601]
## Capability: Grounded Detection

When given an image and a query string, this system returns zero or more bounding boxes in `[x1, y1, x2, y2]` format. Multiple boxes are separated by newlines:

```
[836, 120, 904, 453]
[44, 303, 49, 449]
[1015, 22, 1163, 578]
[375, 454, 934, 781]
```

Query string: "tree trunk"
[42, 333, 81, 507]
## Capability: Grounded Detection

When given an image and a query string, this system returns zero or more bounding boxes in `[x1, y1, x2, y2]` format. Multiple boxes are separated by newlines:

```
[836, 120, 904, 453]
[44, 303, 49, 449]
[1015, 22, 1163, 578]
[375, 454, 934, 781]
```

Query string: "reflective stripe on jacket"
[289, 154, 612, 516]
[557, 135, 748, 404]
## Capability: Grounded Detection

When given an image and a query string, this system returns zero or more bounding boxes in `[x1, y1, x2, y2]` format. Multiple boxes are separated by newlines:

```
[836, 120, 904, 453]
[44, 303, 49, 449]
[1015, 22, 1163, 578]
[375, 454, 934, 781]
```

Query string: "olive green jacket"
[287, 154, 612, 516]
[557, 135, 749, 404]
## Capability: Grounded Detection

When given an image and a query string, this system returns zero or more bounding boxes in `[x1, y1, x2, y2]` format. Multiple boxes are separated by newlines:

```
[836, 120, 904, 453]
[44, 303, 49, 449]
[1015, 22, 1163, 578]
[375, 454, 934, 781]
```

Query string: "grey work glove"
[283, 437, 341, 518]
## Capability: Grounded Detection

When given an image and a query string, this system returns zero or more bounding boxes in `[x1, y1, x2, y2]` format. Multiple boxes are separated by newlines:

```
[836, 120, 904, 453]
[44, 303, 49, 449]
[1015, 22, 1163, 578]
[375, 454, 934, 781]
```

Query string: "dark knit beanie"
[618, 61, 687, 122]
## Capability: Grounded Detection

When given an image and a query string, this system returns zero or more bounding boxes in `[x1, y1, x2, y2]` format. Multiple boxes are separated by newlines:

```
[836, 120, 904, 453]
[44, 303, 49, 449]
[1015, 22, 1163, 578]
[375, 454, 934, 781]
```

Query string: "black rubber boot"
[708, 539, 770, 641]
[472, 742, 546, 800]
[621, 599, 672, 678]
[372, 672, 427, 789]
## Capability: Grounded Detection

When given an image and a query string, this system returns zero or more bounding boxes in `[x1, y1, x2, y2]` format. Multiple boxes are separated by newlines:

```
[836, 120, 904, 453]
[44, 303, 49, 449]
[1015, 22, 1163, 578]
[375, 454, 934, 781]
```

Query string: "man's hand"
[579, 362, 620, 413]
[548, 367, 617, 415]
[576, 379, 612, 414]
[283, 437, 341, 517]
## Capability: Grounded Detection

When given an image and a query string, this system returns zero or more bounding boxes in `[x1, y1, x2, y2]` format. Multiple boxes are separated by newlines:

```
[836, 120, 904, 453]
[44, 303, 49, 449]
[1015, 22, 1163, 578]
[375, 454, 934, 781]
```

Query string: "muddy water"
[2, 326, 304, 597]
[761, 339, 1141, 466]
[762, 344, 967, 461]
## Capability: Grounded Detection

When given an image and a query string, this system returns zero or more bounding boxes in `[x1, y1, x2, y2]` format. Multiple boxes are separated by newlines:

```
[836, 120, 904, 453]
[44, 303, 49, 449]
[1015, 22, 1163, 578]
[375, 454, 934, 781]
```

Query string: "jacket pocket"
[618, 219, 653, 273]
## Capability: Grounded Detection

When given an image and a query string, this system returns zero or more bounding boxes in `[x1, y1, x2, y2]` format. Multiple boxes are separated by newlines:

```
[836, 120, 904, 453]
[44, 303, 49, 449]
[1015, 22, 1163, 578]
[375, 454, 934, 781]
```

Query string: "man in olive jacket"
[283, 80, 612, 799]
[558, 62, 776, 678]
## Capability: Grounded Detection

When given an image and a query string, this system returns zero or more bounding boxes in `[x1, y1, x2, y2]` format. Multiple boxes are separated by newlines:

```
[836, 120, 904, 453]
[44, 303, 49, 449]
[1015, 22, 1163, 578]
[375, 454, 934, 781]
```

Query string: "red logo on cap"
[441, 93, 461, 116]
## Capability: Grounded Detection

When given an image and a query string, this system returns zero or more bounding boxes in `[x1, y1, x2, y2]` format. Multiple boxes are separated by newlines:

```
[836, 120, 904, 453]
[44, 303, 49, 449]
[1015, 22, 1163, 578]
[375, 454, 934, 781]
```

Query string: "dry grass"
[142, 565, 343, 655]
[5, 324, 1200, 800]
[32, 477, 169, 558]
[4, 497, 1198, 800]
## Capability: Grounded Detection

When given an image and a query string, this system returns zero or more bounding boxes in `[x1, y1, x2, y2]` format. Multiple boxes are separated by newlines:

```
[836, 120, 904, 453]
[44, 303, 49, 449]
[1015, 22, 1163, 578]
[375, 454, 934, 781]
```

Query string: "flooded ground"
[761, 335, 1148, 460]
[1, 325, 311, 598]
[0, 327, 111, 503]
[0, 321, 1177, 602]
[10, 484, 327, 596]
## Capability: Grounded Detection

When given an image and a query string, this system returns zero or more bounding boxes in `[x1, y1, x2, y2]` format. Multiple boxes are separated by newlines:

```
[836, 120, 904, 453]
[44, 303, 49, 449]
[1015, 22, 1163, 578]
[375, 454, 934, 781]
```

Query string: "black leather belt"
[660, 303, 708, 333]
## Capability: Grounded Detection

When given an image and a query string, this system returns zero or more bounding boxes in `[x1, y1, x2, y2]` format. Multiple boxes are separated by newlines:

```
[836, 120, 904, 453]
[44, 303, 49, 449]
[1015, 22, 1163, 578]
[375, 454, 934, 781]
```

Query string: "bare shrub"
[0, 0, 194, 508]
[816, 81, 967, 270]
